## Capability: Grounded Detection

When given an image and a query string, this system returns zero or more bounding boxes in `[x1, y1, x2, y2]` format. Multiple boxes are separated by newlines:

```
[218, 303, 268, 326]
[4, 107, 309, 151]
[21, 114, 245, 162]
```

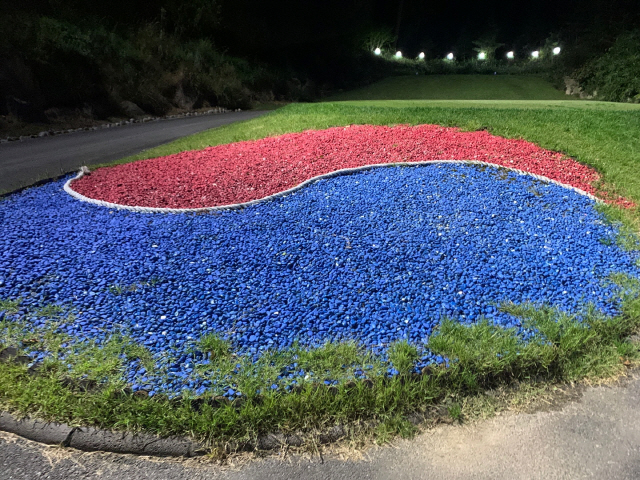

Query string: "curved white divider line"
[64, 160, 601, 214]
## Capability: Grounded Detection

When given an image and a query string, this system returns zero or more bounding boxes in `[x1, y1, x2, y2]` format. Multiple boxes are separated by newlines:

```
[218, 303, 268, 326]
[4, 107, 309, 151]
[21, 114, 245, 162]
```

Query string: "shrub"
[0, 17, 263, 116]
[575, 31, 640, 102]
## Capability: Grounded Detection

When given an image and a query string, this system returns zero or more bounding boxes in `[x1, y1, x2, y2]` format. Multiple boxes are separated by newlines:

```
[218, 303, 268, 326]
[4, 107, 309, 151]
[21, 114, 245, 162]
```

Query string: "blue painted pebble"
[0, 163, 638, 396]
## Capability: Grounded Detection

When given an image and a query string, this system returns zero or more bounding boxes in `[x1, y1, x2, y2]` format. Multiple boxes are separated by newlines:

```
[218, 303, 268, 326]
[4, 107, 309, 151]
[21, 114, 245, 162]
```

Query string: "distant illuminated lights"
[553, 46, 561, 55]
[374, 47, 381, 55]
[531, 50, 540, 58]
[478, 51, 486, 60]
[418, 52, 425, 59]
[506, 51, 514, 59]
[395, 51, 403, 58]
[446, 52, 454, 60]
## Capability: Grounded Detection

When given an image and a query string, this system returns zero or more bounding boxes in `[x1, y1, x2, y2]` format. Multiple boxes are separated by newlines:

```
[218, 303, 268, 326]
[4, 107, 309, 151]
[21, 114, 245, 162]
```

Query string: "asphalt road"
[2, 374, 640, 479]
[0, 110, 267, 193]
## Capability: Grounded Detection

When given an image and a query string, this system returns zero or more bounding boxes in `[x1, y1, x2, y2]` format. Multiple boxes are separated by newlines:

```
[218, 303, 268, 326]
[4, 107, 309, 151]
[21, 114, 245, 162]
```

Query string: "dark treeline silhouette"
[3, 0, 639, 71]
[0, 0, 638, 128]
[0, 0, 393, 123]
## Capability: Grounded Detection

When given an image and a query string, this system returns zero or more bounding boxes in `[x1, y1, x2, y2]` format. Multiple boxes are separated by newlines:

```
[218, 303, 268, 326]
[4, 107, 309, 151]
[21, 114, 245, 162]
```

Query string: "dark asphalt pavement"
[2, 374, 640, 479]
[0, 110, 267, 193]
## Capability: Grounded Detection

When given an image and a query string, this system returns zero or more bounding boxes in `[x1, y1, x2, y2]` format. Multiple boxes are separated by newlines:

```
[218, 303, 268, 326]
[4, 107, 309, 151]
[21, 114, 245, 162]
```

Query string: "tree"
[361, 27, 396, 54]
[472, 34, 504, 60]
[161, 0, 221, 39]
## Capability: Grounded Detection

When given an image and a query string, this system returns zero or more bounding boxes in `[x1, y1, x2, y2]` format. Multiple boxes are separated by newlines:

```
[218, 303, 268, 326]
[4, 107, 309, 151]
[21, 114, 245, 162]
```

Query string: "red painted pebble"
[71, 124, 633, 208]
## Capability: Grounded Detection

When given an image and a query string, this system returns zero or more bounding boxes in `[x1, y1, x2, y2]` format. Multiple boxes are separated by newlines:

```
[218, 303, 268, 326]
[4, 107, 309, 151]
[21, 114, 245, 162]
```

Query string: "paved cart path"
[0, 110, 267, 193]
[2, 374, 640, 479]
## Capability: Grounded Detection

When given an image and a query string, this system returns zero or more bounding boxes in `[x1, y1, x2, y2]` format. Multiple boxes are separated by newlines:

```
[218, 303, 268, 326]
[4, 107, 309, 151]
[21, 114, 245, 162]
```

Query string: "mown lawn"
[324, 75, 573, 101]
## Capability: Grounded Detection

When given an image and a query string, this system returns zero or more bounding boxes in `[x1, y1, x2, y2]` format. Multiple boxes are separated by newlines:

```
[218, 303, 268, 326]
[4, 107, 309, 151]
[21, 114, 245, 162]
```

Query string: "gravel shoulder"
[2, 373, 640, 479]
[0, 110, 267, 194]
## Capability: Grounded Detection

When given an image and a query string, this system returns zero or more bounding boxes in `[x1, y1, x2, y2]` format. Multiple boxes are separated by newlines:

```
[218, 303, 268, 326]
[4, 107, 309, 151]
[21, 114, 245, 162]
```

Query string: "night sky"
[5, 0, 639, 62]
[372, 0, 639, 56]
[214, 0, 639, 62]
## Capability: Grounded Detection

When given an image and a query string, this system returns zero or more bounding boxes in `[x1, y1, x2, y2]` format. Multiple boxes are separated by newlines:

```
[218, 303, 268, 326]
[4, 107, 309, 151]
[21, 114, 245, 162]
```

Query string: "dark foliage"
[574, 32, 640, 102]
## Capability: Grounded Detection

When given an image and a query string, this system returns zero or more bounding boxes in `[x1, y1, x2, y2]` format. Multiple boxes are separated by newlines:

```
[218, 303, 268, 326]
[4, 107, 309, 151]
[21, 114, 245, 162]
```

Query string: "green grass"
[198, 333, 232, 361]
[332, 99, 640, 110]
[2, 289, 639, 449]
[3, 75, 640, 450]
[325, 75, 573, 101]
[0, 299, 21, 314]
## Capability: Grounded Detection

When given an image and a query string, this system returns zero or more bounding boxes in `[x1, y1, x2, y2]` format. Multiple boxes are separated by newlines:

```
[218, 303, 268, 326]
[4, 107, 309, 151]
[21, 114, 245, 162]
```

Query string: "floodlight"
[531, 50, 539, 58]
[478, 51, 486, 60]
[418, 52, 425, 59]
[446, 52, 454, 60]
[374, 47, 381, 55]
[395, 51, 402, 58]
[553, 46, 561, 55]
[506, 51, 514, 59]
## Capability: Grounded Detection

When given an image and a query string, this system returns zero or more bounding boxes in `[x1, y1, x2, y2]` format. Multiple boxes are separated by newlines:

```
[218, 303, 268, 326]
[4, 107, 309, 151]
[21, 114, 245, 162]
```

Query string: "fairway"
[325, 74, 572, 101]
[331, 99, 640, 111]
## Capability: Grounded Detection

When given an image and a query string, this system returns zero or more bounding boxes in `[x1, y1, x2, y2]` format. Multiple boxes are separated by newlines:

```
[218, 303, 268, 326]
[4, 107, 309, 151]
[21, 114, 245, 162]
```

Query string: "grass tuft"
[0, 299, 21, 314]
[387, 340, 420, 375]
[447, 402, 463, 421]
[198, 333, 232, 361]
[35, 304, 65, 318]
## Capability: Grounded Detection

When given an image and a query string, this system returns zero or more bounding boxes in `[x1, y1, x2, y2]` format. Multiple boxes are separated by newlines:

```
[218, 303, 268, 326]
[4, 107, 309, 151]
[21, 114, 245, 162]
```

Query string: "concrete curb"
[0, 412, 75, 446]
[0, 411, 206, 457]
[0, 410, 349, 457]
[68, 426, 206, 456]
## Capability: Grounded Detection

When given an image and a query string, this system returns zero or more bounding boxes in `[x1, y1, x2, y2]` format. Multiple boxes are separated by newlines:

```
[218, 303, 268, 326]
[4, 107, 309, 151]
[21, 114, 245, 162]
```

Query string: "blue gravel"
[0, 163, 638, 396]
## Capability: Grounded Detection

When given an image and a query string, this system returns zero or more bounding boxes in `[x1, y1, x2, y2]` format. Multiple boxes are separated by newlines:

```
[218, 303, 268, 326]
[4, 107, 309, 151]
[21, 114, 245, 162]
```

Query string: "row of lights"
[374, 47, 561, 60]
[478, 47, 560, 60]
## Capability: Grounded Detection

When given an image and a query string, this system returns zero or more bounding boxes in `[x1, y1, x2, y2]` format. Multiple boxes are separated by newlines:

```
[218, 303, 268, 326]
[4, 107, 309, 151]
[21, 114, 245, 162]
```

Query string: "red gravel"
[71, 124, 633, 208]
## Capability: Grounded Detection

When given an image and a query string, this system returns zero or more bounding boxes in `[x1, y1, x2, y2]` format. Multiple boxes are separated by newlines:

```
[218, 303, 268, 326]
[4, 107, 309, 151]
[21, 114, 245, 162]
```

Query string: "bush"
[575, 31, 640, 102]
[0, 11, 405, 119]
[0, 16, 275, 117]
[376, 57, 552, 76]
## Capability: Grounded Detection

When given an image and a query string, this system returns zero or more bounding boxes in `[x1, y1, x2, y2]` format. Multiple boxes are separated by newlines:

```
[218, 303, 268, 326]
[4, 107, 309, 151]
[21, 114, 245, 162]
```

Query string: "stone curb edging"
[0, 410, 349, 456]
[65, 160, 602, 214]
[0, 411, 206, 457]
[0, 107, 239, 144]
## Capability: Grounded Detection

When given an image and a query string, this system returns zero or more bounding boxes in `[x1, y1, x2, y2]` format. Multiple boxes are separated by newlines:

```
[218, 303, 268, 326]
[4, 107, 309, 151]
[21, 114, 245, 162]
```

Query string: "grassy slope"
[324, 75, 573, 101]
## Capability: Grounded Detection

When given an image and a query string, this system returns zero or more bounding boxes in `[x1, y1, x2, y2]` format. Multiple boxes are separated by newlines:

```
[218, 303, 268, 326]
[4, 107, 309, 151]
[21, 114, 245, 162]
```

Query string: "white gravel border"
[64, 160, 601, 214]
